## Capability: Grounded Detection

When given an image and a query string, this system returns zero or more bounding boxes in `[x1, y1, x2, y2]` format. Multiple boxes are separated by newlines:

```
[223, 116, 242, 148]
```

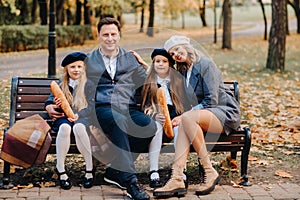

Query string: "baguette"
[156, 87, 174, 139]
[50, 81, 75, 119]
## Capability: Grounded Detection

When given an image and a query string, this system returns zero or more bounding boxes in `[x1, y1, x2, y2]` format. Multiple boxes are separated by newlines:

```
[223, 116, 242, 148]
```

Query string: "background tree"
[266, 0, 287, 71]
[17, 0, 28, 25]
[83, 0, 90, 24]
[39, 0, 47, 25]
[288, 0, 300, 33]
[75, 0, 83, 25]
[31, 0, 37, 24]
[147, 0, 155, 36]
[199, 0, 207, 27]
[222, 0, 232, 49]
[56, 0, 65, 25]
[258, 0, 267, 40]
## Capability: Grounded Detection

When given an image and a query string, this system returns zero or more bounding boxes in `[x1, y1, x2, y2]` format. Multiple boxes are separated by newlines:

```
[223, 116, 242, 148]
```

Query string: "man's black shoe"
[126, 181, 150, 200]
[103, 171, 126, 190]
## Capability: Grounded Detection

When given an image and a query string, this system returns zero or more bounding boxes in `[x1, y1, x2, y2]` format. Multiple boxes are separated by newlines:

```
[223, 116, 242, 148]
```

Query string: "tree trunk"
[181, 11, 185, 29]
[258, 0, 267, 40]
[199, 0, 207, 27]
[266, 0, 287, 71]
[288, 0, 300, 33]
[39, 0, 47, 25]
[75, 0, 82, 25]
[84, 0, 90, 24]
[147, 0, 155, 37]
[140, 0, 145, 32]
[31, 0, 37, 24]
[66, 9, 73, 25]
[286, 7, 290, 35]
[56, 0, 65, 25]
[17, 0, 28, 25]
[222, 0, 232, 49]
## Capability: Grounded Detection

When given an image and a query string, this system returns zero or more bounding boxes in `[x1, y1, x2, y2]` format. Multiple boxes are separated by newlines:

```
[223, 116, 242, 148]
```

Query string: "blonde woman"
[154, 36, 241, 197]
[45, 52, 95, 190]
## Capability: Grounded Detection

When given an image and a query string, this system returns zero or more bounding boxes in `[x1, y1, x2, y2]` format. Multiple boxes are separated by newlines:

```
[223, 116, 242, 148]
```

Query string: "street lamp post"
[48, 0, 56, 78]
[214, 0, 217, 43]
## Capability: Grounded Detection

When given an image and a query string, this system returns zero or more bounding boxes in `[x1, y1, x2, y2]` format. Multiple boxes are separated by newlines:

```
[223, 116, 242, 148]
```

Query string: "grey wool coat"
[185, 56, 241, 135]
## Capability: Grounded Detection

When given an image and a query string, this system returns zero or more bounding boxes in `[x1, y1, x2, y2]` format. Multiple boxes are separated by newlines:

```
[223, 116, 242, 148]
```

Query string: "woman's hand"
[171, 115, 182, 127]
[155, 113, 166, 125]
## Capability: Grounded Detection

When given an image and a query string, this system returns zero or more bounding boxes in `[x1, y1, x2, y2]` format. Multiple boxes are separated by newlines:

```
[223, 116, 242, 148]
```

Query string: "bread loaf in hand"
[156, 87, 174, 139]
[50, 81, 75, 119]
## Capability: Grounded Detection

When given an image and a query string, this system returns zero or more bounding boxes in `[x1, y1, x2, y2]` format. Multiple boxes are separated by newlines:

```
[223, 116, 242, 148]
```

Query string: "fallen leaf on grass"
[220, 156, 238, 171]
[248, 155, 258, 161]
[292, 133, 300, 143]
[275, 170, 293, 178]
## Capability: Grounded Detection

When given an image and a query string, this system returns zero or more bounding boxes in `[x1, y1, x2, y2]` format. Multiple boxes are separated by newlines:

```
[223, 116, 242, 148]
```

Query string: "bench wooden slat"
[15, 111, 50, 120]
[16, 95, 49, 103]
[18, 78, 59, 86]
[16, 103, 46, 111]
[18, 87, 51, 94]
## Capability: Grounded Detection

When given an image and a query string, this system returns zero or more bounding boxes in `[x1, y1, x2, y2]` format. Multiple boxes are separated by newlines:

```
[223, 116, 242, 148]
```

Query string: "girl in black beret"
[45, 52, 95, 190]
[132, 48, 190, 188]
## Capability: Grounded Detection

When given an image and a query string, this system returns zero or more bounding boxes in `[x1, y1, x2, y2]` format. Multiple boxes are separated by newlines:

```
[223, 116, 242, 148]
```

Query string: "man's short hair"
[97, 17, 121, 33]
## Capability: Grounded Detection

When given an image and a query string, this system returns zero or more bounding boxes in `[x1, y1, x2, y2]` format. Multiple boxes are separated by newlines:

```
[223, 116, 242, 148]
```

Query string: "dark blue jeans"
[96, 105, 157, 184]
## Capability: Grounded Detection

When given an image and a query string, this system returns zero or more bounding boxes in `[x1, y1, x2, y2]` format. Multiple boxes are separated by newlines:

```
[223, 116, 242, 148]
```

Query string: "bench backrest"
[9, 77, 59, 127]
[9, 77, 239, 124]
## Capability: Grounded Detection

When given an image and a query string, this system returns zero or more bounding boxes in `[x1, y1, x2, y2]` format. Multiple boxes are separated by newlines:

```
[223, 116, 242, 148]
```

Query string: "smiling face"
[168, 45, 188, 63]
[66, 60, 85, 80]
[153, 55, 170, 79]
[98, 24, 120, 56]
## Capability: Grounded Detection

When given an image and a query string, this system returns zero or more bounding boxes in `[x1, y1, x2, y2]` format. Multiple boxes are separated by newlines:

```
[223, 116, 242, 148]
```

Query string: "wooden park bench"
[0, 76, 251, 189]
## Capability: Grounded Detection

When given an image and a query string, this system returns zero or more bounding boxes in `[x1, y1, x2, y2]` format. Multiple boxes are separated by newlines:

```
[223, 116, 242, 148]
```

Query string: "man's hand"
[45, 104, 64, 120]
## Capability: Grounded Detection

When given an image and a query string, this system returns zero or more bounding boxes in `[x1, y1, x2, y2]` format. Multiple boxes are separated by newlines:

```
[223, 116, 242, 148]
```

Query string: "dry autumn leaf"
[275, 170, 293, 178]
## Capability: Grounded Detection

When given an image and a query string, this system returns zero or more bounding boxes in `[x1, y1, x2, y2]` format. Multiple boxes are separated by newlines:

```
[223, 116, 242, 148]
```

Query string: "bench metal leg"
[239, 127, 251, 186]
[0, 161, 14, 189]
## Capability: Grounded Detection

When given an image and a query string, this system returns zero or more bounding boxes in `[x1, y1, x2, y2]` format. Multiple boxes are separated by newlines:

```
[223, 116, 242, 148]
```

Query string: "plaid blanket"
[0, 114, 51, 168]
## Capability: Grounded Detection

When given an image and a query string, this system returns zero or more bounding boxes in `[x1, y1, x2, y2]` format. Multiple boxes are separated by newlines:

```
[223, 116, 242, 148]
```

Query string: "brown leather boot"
[153, 165, 187, 198]
[196, 156, 221, 195]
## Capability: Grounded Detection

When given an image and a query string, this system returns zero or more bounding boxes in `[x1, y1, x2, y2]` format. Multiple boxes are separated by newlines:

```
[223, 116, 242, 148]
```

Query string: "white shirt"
[157, 75, 173, 105]
[99, 49, 118, 79]
[69, 78, 78, 89]
[186, 64, 193, 86]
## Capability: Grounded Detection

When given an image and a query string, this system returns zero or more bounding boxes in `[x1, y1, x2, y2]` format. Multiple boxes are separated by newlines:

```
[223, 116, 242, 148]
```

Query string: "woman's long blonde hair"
[176, 44, 203, 73]
[141, 59, 185, 116]
[60, 62, 87, 111]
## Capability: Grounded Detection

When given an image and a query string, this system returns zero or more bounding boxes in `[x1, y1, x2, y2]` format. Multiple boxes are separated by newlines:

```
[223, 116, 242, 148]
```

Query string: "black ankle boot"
[83, 169, 94, 189]
[149, 170, 162, 188]
[55, 169, 72, 190]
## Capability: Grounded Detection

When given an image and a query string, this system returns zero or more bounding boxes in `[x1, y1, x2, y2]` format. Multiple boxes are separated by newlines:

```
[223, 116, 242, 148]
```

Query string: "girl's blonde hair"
[141, 58, 185, 116]
[60, 62, 87, 111]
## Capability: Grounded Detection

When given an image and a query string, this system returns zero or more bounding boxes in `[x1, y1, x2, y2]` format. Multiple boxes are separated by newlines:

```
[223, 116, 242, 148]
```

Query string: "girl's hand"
[54, 97, 62, 107]
[68, 114, 78, 122]
[155, 113, 166, 125]
[171, 115, 182, 127]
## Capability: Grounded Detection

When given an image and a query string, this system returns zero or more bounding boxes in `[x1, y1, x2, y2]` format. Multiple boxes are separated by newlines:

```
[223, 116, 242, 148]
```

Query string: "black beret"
[151, 48, 175, 65]
[61, 52, 87, 67]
